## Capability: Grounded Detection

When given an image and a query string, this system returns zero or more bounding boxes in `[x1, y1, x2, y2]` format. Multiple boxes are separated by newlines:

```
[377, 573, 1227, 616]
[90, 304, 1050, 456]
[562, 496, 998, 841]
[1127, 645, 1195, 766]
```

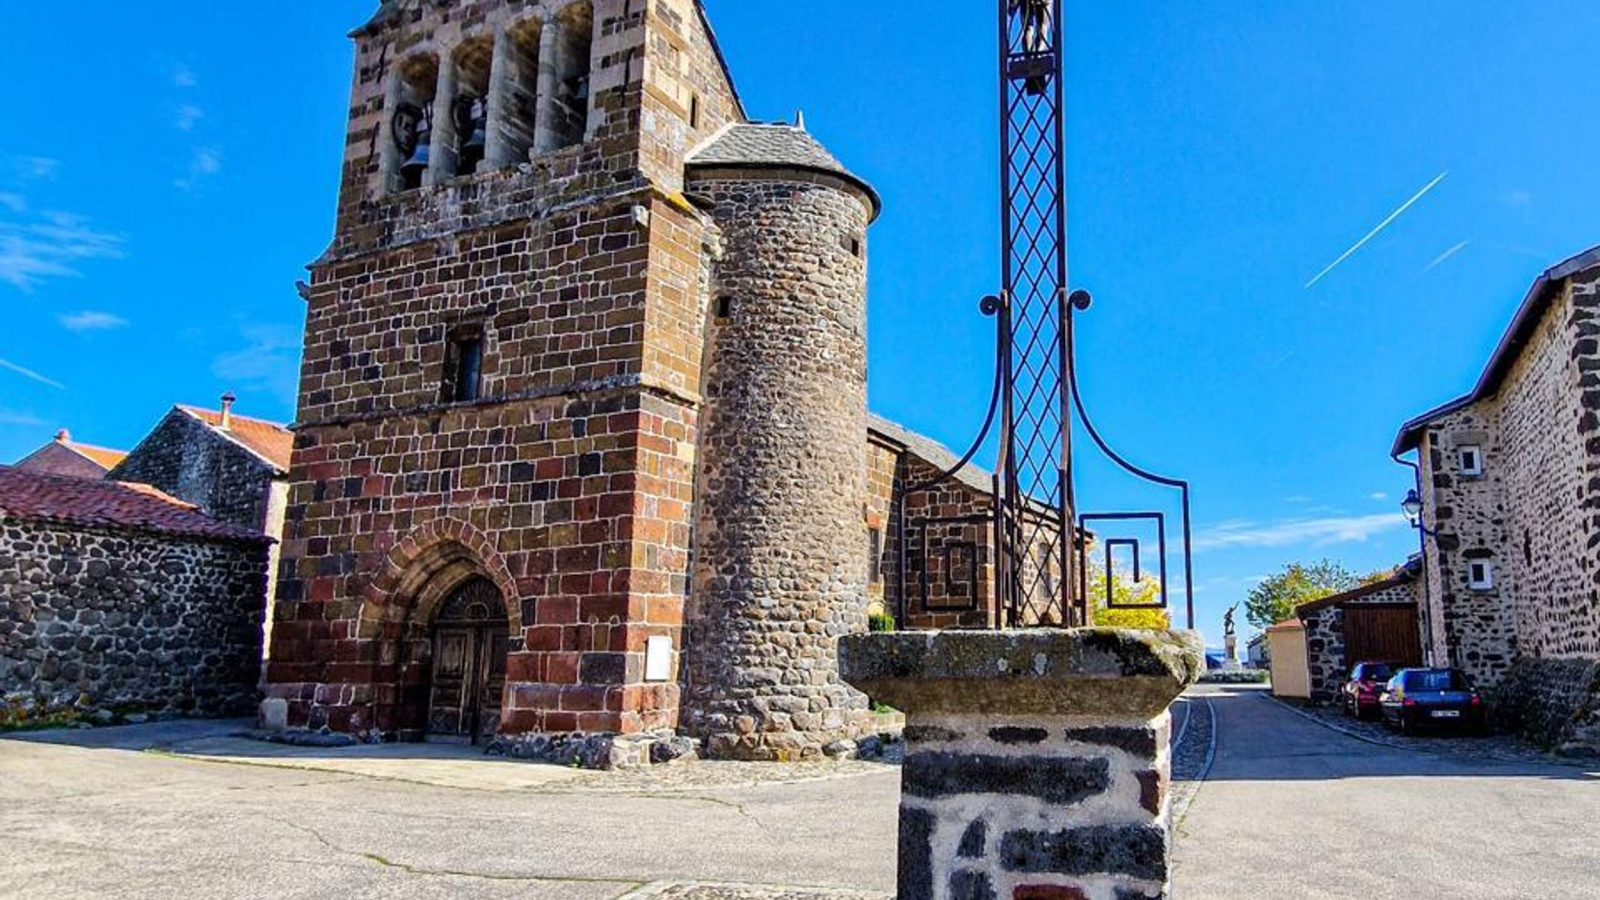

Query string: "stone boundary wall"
[0, 519, 268, 721]
[1493, 657, 1600, 755]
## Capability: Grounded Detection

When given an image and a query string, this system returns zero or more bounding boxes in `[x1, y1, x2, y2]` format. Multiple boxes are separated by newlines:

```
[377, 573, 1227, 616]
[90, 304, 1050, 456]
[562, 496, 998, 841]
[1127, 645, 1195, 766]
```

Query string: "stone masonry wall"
[681, 170, 874, 759]
[1419, 266, 1600, 688]
[111, 410, 279, 532]
[899, 714, 1174, 900]
[1418, 404, 1517, 688]
[0, 519, 267, 718]
[1302, 579, 1418, 703]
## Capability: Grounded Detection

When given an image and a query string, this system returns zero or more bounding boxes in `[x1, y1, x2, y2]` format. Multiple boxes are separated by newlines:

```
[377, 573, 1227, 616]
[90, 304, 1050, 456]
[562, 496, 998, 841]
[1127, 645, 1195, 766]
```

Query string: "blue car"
[1379, 668, 1487, 735]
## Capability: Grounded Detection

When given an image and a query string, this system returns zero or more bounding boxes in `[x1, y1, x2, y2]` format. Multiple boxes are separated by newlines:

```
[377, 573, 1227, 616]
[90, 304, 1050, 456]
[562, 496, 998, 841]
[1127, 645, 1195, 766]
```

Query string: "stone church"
[267, 0, 1047, 760]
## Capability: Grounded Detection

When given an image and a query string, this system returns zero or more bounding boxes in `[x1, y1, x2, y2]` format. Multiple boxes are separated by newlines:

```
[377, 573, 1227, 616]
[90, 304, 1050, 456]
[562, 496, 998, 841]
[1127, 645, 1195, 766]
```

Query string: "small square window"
[714, 296, 734, 320]
[1468, 561, 1494, 591]
[444, 330, 484, 403]
[1459, 446, 1484, 477]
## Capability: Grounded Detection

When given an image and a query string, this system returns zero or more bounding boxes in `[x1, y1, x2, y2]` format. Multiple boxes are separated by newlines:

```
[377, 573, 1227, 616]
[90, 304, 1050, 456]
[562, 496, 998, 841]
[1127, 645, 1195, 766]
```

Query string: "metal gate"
[1344, 603, 1423, 668]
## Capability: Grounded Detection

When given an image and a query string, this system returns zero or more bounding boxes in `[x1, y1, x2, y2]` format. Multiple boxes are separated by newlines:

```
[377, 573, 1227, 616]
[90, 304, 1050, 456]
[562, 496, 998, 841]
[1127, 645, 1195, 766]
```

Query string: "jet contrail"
[1306, 170, 1449, 289]
[0, 357, 66, 390]
[1422, 239, 1470, 274]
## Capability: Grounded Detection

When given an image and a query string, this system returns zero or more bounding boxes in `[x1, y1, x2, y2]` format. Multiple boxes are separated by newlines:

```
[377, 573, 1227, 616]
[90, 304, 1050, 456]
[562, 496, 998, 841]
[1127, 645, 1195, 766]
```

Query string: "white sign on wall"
[645, 634, 674, 683]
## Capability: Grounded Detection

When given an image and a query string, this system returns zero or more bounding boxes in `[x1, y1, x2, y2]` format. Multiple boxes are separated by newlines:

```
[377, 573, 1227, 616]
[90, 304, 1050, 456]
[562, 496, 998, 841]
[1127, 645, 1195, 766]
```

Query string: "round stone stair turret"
[681, 122, 883, 760]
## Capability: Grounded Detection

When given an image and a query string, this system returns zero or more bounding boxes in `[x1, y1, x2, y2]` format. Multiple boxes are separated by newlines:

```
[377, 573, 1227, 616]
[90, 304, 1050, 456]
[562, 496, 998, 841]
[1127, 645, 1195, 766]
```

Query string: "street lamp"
[1401, 489, 1437, 537]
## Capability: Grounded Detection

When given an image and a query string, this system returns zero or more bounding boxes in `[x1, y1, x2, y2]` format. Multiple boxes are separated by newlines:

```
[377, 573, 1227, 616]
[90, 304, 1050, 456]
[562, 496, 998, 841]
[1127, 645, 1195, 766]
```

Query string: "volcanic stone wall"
[1418, 267, 1600, 687]
[681, 169, 875, 759]
[111, 411, 279, 532]
[898, 714, 1174, 900]
[0, 520, 268, 719]
[1301, 579, 1419, 702]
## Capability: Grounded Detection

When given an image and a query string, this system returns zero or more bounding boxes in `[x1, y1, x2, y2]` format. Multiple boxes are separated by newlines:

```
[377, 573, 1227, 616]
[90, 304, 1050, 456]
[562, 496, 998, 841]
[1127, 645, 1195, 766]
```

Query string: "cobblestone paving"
[1170, 694, 1215, 823]
[1272, 692, 1593, 767]
[621, 882, 889, 900]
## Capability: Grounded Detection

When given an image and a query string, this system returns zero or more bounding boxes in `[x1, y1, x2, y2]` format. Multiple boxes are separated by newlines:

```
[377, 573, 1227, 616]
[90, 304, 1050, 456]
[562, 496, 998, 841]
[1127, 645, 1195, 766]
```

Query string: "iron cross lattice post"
[991, 0, 1076, 628]
[990, 0, 1196, 630]
[891, 1, 1195, 632]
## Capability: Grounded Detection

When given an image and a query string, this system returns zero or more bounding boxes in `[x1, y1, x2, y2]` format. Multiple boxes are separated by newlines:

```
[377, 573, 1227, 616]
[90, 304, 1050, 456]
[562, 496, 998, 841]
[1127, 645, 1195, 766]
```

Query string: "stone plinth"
[840, 629, 1203, 900]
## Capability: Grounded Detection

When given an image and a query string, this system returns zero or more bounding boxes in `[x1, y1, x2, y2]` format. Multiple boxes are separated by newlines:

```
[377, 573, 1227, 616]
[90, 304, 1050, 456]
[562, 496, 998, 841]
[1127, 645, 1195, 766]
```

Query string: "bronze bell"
[393, 102, 432, 184]
[456, 95, 488, 170]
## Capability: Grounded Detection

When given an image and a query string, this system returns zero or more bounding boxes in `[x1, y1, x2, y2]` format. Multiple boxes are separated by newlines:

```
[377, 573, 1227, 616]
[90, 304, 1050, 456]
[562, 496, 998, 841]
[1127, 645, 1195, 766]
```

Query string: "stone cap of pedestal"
[839, 628, 1204, 720]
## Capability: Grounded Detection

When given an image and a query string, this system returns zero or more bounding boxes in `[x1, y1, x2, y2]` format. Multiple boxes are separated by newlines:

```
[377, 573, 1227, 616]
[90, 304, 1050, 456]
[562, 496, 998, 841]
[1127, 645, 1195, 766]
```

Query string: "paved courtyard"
[1, 686, 1595, 899]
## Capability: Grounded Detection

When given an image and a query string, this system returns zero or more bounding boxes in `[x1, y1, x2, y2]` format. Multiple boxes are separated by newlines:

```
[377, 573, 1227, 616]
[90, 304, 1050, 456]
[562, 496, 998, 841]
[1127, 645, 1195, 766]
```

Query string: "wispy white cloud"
[0, 357, 66, 390]
[1283, 495, 1312, 504]
[1422, 240, 1470, 274]
[0, 193, 24, 213]
[173, 64, 197, 88]
[7, 156, 60, 181]
[176, 104, 205, 132]
[0, 209, 126, 292]
[174, 146, 222, 192]
[1194, 513, 1409, 552]
[1369, 491, 1390, 501]
[59, 310, 129, 332]
[1306, 171, 1449, 289]
[213, 322, 302, 405]
[0, 409, 44, 427]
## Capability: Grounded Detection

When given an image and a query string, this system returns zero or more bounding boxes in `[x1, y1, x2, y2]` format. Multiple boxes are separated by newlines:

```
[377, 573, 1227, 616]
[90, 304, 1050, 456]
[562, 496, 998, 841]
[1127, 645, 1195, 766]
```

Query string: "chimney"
[220, 392, 237, 431]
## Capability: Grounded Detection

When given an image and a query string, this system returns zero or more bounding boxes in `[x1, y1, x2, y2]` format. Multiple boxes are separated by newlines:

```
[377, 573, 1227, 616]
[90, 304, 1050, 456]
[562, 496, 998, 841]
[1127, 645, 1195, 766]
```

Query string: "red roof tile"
[0, 466, 270, 544]
[177, 406, 294, 472]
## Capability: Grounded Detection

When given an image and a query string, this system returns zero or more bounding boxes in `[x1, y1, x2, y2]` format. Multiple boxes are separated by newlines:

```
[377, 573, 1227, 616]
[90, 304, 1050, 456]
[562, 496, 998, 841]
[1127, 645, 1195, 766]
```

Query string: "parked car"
[1379, 668, 1487, 735]
[1339, 661, 1397, 719]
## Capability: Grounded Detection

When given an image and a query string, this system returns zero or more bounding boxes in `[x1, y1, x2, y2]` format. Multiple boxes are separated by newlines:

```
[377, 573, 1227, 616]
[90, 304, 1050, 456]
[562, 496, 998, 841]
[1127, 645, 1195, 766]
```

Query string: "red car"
[1339, 661, 1396, 719]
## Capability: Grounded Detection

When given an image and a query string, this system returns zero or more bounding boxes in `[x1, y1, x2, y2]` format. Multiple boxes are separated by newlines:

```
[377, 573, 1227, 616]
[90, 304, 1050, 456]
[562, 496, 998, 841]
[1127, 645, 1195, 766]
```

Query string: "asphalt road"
[1172, 684, 1600, 900]
[0, 727, 901, 900]
[3, 688, 1596, 899]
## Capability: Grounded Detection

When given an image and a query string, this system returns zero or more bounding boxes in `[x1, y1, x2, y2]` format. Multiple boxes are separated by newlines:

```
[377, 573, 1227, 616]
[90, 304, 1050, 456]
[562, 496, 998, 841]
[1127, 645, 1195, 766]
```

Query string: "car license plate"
[1431, 710, 1461, 719]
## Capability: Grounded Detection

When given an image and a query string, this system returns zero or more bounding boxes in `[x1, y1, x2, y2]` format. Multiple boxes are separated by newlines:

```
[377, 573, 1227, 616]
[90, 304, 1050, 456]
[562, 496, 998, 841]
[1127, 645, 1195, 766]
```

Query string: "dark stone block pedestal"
[840, 629, 1203, 900]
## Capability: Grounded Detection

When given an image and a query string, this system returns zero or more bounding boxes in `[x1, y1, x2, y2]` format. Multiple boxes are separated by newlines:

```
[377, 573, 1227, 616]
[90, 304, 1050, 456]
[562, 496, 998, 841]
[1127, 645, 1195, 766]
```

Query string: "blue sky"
[3, 2, 1597, 641]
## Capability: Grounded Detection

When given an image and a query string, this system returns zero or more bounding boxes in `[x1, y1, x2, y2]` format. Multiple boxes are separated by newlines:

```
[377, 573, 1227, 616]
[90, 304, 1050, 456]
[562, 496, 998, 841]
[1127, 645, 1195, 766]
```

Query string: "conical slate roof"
[687, 123, 881, 219]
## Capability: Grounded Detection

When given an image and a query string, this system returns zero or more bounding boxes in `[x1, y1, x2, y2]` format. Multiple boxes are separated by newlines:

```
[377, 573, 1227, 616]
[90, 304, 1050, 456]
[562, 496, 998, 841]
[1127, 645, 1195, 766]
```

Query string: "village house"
[0, 467, 271, 724]
[1292, 560, 1424, 703]
[14, 430, 128, 481]
[109, 395, 294, 657]
[1393, 245, 1600, 754]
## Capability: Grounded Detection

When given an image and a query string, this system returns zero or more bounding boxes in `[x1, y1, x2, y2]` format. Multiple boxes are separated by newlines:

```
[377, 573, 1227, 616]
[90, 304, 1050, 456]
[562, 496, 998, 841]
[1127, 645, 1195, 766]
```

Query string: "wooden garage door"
[1344, 603, 1423, 668]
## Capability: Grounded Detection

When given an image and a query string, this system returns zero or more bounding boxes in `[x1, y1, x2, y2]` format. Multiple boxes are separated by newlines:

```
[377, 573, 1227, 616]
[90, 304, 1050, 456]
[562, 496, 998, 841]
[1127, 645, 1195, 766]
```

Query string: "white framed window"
[1459, 446, 1484, 477]
[1468, 560, 1494, 591]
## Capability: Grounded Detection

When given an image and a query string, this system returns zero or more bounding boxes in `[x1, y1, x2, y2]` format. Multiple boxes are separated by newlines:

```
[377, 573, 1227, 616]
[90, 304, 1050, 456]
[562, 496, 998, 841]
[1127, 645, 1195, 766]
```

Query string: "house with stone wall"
[1393, 245, 1600, 754]
[0, 467, 271, 723]
[1294, 562, 1423, 703]
[110, 396, 294, 659]
[868, 415, 1078, 632]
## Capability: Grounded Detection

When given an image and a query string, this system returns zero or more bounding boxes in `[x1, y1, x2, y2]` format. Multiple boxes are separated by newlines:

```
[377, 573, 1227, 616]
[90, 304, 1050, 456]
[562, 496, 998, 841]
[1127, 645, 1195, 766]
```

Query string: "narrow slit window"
[715, 296, 734, 320]
[869, 528, 884, 585]
[446, 331, 485, 403]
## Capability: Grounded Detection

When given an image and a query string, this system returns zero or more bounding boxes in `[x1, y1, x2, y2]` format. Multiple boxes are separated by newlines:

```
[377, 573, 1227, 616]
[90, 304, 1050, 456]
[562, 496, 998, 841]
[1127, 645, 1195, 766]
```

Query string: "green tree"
[1243, 560, 1360, 630]
[1088, 563, 1172, 631]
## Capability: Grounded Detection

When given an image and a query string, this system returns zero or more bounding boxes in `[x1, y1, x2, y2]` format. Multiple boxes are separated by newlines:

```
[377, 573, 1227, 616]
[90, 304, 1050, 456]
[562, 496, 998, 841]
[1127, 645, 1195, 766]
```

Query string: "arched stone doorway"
[426, 577, 509, 745]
